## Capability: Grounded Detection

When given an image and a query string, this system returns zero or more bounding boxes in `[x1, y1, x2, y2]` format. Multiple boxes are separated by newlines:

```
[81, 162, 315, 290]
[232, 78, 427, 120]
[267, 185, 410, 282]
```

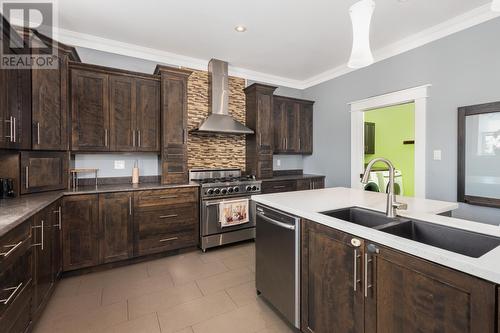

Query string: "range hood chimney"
[191, 59, 254, 135]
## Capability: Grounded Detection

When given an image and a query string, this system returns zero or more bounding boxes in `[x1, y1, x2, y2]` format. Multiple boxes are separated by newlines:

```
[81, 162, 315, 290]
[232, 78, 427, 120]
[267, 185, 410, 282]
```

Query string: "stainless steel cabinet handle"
[364, 253, 374, 298]
[273, 185, 286, 189]
[25, 166, 29, 189]
[32, 220, 44, 250]
[353, 248, 361, 291]
[53, 206, 62, 230]
[104, 129, 108, 147]
[159, 237, 178, 243]
[0, 241, 23, 257]
[159, 214, 178, 219]
[259, 133, 262, 146]
[129, 197, 132, 216]
[0, 282, 23, 305]
[5, 116, 13, 142]
[183, 129, 187, 144]
[132, 130, 136, 147]
[13, 117, 16, 142]
[159, 195, 178, 199]
[298, 138, 301, 150]
[257, 212, 295, 230]
[137, 130, 141, 147]
[37, 122, 40, 145]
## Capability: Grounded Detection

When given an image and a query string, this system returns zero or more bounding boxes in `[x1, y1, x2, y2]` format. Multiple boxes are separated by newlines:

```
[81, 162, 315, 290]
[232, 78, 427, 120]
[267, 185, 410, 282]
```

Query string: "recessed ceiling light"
[234, 25, 247, 32]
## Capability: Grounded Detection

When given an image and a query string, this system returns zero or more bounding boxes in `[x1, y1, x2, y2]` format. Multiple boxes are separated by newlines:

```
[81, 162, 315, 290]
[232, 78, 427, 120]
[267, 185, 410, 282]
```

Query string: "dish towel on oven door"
[218, 199, 250, 227]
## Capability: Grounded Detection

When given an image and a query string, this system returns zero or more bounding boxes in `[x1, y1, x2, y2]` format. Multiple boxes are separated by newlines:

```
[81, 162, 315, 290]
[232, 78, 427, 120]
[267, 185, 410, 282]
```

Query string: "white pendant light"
[492, 0, 500, 12]
[348, 0, 376, 69]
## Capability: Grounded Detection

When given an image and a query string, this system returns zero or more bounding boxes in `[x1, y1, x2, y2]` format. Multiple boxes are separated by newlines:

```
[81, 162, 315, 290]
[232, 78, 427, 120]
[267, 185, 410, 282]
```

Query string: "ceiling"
[53, 0, 494, 87]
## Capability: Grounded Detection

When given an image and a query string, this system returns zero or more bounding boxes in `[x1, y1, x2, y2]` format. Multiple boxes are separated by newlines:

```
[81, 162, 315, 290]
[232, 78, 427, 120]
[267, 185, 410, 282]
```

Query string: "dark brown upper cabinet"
[99, 192, 133, 264]
[71, 67, 110, 151]
[70, 63, 160, 152]
[458, 101, 500, 208]
[273, 95, 314, 155]
[244, 83, 278, 179]
[20, 151, 68, 195]
[154, 65, 193, 184]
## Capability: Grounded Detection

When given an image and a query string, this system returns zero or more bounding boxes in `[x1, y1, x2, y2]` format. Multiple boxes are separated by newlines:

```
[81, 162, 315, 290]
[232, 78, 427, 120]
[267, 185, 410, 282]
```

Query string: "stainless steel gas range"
[189, 168, 261, 251]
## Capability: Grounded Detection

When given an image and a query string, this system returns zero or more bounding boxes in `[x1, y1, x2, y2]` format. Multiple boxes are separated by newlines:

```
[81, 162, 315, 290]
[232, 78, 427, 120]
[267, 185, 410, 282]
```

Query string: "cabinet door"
[99, 192, 133, 264]
[272, 97, 285, 152]
[51, 201, 62, 280]
[301, 220, 365, 333]
[32, 58, 67, 150]
[62, 195, 99, 271]
[261, 180, 296, 194]
[71, 69, 109, 151]
[32, 207, 53, 312]
[296, 179, 312, 191]
[284, 101, 299, 152]
[299, 103, 313, 154]
[109, 75, 135, 152]
[20, 151, 68, 194]
[160, 72, 190, 184]
[310, 177, 325, 190]
[136, 78, 160, 152]
[365, 244, 496, 333]
[258, 93, 274, 151]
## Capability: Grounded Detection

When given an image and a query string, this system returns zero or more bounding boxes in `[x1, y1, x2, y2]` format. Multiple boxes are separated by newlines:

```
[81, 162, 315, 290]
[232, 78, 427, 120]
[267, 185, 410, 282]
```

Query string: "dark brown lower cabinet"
[366, 245, 496, 333]
[50, 201, 63, 279]
[301, 219, 497, 333]
[99, 192, 133, 264]
[296, 177, 325, 191]
[62, 194, 100, 271]
[20, 151, 69, 194]
[262, 177, 325, 194]
[32, 207, 54, 314]
[301, 220, 365, 333]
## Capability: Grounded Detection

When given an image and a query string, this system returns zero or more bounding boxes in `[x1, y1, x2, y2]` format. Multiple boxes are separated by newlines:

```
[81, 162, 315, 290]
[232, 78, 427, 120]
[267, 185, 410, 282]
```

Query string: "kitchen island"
[252, 187, 500, 333]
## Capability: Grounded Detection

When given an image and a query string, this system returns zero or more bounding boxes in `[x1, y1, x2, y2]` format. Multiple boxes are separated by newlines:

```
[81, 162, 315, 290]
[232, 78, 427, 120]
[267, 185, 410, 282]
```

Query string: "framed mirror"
[458, 102, 500, 208]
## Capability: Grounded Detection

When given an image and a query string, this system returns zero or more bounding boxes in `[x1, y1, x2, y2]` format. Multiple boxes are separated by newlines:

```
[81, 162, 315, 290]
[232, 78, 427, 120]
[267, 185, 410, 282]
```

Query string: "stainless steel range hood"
[191, 59, 254, 135]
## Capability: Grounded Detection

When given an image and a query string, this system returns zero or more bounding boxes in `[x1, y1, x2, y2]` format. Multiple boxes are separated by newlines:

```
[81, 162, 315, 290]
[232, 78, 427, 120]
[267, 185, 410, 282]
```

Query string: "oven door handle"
[257, 212, 295, 231]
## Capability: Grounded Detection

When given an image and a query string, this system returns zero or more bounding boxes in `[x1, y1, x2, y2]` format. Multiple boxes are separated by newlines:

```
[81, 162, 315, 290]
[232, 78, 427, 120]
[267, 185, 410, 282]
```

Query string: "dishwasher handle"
[257, 211, 296, 231]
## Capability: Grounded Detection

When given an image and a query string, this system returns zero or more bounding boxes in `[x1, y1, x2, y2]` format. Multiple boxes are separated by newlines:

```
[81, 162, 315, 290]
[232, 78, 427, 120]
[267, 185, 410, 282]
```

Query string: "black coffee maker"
[0, 178, 15, 198]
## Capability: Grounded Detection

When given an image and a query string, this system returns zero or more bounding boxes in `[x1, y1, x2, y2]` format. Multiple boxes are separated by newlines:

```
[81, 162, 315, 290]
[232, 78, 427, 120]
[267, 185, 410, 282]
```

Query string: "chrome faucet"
[361, 158, 407, 218]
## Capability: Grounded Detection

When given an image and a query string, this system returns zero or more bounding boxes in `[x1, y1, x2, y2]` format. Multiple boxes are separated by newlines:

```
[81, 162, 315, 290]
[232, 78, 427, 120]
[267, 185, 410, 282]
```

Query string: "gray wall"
[302, 17, 500, 225]
[246, 80, 305, 171]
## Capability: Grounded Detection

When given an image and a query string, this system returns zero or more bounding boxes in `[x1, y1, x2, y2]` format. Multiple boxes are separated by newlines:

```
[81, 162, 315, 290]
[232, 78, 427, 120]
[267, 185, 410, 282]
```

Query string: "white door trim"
[349, 84, 431, 198]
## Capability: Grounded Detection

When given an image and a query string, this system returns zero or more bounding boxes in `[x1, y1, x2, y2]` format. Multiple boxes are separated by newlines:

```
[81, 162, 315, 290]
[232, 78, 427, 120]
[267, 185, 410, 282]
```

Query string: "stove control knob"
[207, 189, 214, 195]
[228, 187, 234, 193]
[252, 185, 257, 191]
[221, 188, 228, 195]
[233, 187, 240, 193]
[214, 188, 221, 195]
[246, 185, 252, 192]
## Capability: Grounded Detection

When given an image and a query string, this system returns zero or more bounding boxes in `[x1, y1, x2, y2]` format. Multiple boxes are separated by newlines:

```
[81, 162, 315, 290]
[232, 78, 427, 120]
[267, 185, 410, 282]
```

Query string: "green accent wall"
[364, 103, 415, 196]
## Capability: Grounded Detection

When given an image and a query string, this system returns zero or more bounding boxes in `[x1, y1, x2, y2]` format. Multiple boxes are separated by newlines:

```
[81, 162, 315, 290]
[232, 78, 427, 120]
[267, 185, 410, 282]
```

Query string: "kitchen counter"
[261, 173, 325, 182]
[252, 187, 500, 284]
[0, 182, 199, 237]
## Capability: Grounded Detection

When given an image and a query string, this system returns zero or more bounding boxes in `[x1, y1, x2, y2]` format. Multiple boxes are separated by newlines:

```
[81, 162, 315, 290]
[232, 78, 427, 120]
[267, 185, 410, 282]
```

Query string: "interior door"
[365, 244, 496, 333]
[135, 78, 160, 152]
[109, 75, 135, 151]
[301, 220, 365, 333]
[71, 69, 109, 151]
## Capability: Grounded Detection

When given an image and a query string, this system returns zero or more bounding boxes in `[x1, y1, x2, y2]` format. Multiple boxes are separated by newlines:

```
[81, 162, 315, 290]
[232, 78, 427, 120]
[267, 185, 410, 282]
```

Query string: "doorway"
[349, 84, 431, 198]
[363, 103, 415, 196]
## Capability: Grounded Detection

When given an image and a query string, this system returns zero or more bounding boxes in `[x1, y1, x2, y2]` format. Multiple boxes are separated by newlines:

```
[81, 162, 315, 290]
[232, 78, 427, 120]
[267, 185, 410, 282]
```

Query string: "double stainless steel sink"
[320, 207, 500, 258]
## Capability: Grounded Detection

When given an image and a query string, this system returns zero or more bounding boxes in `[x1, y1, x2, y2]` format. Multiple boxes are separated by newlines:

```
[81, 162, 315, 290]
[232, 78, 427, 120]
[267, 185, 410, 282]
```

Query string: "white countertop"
[252, 187, 500, 284]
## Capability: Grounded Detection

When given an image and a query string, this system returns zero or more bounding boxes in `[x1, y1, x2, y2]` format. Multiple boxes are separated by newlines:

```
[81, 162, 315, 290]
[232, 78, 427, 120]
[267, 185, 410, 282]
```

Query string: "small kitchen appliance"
[0, 178, 15, 198]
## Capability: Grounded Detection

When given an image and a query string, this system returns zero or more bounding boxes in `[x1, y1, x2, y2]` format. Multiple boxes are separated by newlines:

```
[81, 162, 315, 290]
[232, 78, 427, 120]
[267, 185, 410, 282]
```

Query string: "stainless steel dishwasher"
[255, 204, 300, 329]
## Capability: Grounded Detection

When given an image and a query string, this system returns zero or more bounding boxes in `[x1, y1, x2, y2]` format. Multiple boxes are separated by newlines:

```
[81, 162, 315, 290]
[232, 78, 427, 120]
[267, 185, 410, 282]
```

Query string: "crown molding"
[7, 4, 500, 90]
[301, 3, 500, 89]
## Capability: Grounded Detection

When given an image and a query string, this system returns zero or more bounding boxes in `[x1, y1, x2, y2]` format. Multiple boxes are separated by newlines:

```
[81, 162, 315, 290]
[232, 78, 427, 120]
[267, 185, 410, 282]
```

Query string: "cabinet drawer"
[0, 221, 31, 270]
[134, 187, 198, 208]
[261, 180, 296, 194]
[0, 248, 32, 330]
[134, 203, 198, 256]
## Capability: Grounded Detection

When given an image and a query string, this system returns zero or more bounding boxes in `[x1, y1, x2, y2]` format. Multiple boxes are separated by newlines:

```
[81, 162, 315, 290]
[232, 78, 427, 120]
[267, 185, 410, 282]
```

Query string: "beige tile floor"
[33, 241, 296, 333]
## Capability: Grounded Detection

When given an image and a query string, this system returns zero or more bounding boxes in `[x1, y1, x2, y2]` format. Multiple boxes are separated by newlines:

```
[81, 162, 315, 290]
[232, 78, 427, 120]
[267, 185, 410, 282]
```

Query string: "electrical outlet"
[433, 150, 442, 161]
[114, 160, 125, 170]
[277, 159, 281, 167]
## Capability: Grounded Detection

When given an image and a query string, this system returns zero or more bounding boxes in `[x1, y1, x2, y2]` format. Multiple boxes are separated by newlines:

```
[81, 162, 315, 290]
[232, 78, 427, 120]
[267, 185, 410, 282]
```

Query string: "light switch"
[114, 160, 125, 169]
[433, 150, 442, 161]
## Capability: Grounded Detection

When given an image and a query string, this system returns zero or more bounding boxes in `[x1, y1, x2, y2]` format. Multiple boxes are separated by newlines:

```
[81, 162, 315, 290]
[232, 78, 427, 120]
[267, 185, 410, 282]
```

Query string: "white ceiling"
[54, 0, 495, 88]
